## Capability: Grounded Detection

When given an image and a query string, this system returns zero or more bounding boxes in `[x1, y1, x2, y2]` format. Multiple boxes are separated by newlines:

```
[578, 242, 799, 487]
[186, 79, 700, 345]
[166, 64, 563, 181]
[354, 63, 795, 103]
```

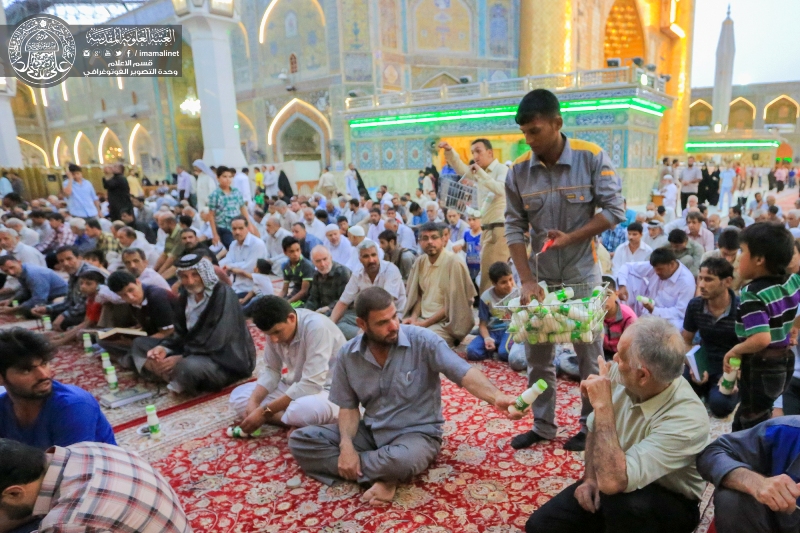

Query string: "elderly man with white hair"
[525, 316, 710, 533]
[643, 221, 668, 249]
[324, 223, 352, 265]
[68, 217, 93, 254]
[4, 218, 38, 246]
[263, 216, 290, 276]
[383, 216, 416, 250]
[304, 245, 351, 317]
[0, 226, 45, 267]
[302, 207, 327, 241]
[274, 200, 298, 232]
[786, 209, 800, 238]
[345, 225, 383, 272]
[330, 239, 406, 339]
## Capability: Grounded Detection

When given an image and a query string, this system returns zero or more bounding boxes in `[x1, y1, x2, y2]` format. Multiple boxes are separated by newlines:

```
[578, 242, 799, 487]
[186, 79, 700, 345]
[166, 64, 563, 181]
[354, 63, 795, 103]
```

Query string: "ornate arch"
[98, 127, 124, 164]
[268, 98, 331, 144]
[689, 99, 713, 127]
[729, 97, 756, 130]
[412, 0, 473, 53]
[73, 131, 95, 166]
[603, 0, 646, 65]
[17, 137, 50, 167]
[421, 72, 461, 88]
[276, 114, 326, 163]
[764, 95, 799, 124]
[259, 0, 326, 44]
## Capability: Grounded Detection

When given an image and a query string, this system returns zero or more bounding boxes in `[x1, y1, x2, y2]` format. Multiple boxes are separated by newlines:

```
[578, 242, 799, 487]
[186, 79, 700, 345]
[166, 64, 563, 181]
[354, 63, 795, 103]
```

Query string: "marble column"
[179, 13, 246, 168]
[0, 5, 23, 168]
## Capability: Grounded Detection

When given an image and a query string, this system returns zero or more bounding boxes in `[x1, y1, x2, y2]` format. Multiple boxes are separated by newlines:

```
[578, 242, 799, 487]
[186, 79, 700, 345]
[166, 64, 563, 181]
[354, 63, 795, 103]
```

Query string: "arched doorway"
[689, 100, 713, 127]
[99, 128, 123, 164]
[280, 119, 322, 162]
[421, 72, 460, 88]
[129, 124, 158, 176]
[729, 98, 755, 130]
[604, 0, 645, 66]
[73, 132, 95, 166]
[268, 98, 331, 163]
[764, 96, 799, 126]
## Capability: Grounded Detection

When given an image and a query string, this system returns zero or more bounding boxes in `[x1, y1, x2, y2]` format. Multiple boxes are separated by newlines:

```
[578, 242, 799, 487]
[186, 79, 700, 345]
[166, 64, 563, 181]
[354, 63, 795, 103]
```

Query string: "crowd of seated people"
[3, 147, 800, 533]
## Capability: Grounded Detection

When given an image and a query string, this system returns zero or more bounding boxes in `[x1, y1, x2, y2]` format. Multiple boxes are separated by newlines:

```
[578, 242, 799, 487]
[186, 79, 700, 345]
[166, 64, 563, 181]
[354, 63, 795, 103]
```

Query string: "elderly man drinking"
[526, 316, 710, 533]
[126, 254, 256, 395]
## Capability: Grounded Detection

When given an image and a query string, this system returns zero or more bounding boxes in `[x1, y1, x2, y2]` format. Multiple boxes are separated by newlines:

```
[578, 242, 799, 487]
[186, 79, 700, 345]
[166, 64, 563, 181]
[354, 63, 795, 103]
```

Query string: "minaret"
[711, 5, 735, 131]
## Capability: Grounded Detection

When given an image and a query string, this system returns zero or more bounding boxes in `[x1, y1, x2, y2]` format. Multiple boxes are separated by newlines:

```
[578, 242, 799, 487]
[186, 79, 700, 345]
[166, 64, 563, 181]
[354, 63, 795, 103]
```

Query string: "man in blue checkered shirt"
[601, 224, 628, 258]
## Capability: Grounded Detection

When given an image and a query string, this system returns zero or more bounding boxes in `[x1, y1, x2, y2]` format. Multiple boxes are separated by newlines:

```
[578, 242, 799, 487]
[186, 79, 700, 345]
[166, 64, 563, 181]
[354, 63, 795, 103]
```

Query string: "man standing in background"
[440, 139, 509, 293]
[680, 157, 702, 211]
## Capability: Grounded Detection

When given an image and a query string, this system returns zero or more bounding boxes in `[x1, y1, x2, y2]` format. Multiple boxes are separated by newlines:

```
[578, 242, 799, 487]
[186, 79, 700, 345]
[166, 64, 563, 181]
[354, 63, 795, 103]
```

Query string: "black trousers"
[782, 376, 800, 415]
[680, 192, 694, 210]
[526, 480, 699, 533]
[733, 351, 794, 431]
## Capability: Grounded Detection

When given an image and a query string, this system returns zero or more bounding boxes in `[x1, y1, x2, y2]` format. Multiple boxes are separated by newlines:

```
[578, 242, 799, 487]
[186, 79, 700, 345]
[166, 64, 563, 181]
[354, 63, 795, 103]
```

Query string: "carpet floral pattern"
[144, 360, 588, 533]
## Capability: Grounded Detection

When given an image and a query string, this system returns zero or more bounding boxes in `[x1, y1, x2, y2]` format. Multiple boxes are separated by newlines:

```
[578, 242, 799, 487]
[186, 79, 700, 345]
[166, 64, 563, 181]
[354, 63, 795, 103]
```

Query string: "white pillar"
[181, 14, 246, 168]
[0, 2, 24, 168]
[0, 92, 24, 168]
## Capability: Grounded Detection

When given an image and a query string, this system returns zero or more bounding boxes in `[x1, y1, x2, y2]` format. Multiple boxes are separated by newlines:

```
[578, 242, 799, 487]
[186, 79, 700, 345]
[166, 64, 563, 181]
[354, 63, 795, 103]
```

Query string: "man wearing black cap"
[126, 254, 256, 395]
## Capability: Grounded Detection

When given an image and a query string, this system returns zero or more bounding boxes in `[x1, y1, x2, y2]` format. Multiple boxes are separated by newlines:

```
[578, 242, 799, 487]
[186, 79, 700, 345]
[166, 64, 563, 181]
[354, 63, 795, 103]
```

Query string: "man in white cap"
[346, 225, 382, 272]
[660, 175, 677, 222]
[644, 220, 668, 249]
[325, 223, 352, 266]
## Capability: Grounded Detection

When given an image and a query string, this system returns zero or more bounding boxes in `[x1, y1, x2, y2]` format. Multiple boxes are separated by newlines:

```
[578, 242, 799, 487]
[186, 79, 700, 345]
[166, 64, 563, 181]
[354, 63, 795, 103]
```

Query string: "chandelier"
[180, 88, 201, 117]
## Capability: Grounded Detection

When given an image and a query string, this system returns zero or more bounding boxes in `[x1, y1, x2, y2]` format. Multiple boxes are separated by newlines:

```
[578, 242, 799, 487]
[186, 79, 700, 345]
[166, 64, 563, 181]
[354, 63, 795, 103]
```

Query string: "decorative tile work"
[574, 130, 611, 153]
[354, 141, 378, 170]
[572, 112, 618, 127]
[628, 130, 643, 168]
[405, 138, 426, 169]
[641, 132, 656, 169]
[611, 129, 625, 168]
[380, 139, 404, 170]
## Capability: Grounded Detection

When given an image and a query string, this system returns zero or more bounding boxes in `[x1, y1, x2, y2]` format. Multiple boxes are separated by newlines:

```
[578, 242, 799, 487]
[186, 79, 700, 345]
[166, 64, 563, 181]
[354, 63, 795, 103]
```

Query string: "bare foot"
[365, 481, 396, 506]
[287, 426, 298, 438]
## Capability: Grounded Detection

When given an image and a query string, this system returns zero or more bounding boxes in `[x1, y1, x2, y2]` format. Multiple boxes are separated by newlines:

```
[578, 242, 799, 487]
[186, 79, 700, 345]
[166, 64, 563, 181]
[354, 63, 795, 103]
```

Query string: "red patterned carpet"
[147, 360, 585, 533]
[41, 323, 268, 428]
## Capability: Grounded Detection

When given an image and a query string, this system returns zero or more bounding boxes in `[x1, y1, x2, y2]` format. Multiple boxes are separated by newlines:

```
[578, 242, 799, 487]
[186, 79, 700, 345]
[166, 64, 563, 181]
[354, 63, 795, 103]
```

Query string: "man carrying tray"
[505, 89, 625, 451]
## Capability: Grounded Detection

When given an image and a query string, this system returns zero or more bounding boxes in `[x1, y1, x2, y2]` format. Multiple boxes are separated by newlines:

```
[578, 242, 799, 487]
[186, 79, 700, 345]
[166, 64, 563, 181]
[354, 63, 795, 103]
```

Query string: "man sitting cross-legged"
[525, 316, 710, 533]
[403, 222, 476, 347]
[329, 239, 406, 340]
[289, 287, 520, 506]
[230, 296, 345, 435]
[99, 271, 177, 361]
[0, 256, 67, 318]
[0, 329, 116, 450]
[127, 254, 256, 395]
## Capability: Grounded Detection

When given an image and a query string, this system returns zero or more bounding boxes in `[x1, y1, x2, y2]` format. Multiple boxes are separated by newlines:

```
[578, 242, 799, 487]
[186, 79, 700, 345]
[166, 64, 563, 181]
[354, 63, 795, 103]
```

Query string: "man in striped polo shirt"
[725, 223, 800, 431]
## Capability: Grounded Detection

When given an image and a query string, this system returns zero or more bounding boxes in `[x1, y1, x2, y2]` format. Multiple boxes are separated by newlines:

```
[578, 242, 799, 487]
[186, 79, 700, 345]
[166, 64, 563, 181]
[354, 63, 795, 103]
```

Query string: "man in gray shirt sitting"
[289, 287, 520, 506]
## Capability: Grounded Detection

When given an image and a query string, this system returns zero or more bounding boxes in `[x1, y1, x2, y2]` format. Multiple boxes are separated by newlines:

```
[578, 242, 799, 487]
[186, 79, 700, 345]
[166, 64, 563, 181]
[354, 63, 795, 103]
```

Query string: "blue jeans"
[466, 329, 510, 361]
[718, 187, 734, 212]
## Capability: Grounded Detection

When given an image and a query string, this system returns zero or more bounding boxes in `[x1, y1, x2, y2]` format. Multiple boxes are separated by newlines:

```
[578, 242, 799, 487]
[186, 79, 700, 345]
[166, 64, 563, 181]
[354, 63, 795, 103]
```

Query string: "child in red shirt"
[603, 275, 637, 359]
[48, 270, 105, 347]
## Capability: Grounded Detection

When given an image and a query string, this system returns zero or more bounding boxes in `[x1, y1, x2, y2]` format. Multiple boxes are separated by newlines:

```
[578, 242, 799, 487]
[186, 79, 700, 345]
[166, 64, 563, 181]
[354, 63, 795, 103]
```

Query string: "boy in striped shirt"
[726, 223, 800, 430]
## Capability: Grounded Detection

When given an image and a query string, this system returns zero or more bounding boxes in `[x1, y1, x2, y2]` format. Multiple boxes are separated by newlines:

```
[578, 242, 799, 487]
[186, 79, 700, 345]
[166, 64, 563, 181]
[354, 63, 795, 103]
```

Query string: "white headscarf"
[192, 159, 217, 184]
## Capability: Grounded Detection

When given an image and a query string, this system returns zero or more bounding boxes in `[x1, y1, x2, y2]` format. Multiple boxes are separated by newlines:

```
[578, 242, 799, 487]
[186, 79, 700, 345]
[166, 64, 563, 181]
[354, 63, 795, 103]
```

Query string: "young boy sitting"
[726, 222, 800, 431]
[602, 275, 637, 360]
[466, 261, 515, 363]
[47, 270, 105, 347]
[240, 258, 274, 313]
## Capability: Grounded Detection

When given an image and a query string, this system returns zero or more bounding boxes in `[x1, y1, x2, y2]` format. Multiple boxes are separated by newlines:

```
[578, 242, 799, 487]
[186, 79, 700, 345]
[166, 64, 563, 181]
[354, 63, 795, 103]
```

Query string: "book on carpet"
[685, 345, 709, 382]
[96, 327, 147, 340]
[100, 385, 155, 408]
